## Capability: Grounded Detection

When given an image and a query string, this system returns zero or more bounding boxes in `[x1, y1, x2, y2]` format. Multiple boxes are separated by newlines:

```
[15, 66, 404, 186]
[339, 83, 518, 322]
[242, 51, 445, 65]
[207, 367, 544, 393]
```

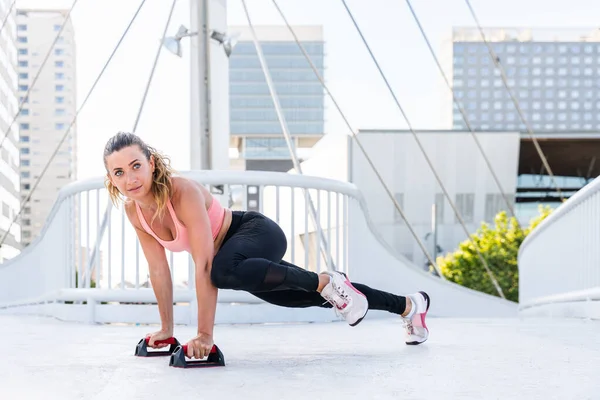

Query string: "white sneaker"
[402, 291, 430, 345]
[320, 271, 368, 326]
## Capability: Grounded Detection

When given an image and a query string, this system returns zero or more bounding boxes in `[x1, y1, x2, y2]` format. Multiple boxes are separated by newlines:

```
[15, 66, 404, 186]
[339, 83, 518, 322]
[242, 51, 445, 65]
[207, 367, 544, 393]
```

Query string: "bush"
[436, 205, 553, 302]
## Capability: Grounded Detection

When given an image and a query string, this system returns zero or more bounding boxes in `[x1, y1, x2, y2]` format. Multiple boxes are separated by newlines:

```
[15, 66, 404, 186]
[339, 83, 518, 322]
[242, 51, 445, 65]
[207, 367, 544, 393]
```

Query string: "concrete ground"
[1, 314, 599, 399]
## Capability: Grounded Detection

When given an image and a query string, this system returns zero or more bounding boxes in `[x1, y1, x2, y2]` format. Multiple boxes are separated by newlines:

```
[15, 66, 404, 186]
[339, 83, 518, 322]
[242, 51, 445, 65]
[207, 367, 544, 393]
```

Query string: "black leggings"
[210, 211, 407, 315]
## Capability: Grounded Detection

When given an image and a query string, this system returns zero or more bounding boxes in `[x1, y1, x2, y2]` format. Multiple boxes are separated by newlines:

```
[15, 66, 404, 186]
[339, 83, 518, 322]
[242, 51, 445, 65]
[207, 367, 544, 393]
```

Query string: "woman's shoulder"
[171, 176, 210, 206]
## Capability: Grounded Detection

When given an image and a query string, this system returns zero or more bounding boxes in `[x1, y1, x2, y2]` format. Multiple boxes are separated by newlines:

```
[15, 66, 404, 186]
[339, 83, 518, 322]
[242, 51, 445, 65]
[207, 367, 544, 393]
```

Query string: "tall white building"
[0, 0, 21, 262]
[16, 9, 77, 246]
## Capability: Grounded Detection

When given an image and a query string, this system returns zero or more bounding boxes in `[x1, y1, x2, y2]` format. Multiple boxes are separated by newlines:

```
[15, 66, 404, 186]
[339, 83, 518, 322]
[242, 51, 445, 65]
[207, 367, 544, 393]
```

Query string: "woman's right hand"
[146, 329, 174, 349]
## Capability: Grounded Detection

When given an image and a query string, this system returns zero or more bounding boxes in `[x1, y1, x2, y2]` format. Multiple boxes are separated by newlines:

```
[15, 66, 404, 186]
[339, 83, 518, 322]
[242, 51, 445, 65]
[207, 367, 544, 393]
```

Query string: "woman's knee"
[210, 257, 239, 289]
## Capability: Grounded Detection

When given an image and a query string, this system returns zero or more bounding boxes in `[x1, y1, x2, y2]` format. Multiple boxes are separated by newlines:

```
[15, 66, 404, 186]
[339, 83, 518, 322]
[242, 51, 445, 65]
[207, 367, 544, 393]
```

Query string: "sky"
[14, 0, 600, 181]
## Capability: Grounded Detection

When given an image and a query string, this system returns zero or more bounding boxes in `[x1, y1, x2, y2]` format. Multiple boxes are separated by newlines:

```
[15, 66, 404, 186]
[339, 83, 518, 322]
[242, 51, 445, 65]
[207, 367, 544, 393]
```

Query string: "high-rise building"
[0, 0, 21, 262]
[228, 25, 325, 173]
[448, 27, 598, 220]
[16, 9, 77, 246]
[450, 27, 600, 132]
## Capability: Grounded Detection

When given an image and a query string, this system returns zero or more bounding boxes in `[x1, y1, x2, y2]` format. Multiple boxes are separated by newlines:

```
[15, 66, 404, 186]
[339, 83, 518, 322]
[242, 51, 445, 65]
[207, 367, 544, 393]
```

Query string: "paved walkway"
[1, 314, 599, 399]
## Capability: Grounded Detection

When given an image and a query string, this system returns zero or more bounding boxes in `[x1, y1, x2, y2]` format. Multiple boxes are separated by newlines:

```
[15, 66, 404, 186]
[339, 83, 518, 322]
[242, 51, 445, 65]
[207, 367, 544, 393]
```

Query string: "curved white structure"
[0, 171, 516, 324]
[518, 177, 600, 319]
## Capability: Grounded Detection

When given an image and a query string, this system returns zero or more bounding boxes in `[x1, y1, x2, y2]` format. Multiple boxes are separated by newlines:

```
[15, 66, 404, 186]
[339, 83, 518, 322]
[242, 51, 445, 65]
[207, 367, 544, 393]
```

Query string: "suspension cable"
[0, 0, 148, 249]
[241, 0, 335, 271]
[132, 0, 177, 132]
[270, 0, 445, 279]
[340, 0, 505, 298]
[464, 0, 563, 202]
[404, 0, 522, 230]
[0, 0, 80, 152]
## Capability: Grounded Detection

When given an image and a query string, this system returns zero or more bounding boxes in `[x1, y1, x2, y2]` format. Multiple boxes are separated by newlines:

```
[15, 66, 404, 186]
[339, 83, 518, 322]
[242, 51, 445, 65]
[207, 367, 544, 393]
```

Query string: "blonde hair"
[103, 132, 175, 224]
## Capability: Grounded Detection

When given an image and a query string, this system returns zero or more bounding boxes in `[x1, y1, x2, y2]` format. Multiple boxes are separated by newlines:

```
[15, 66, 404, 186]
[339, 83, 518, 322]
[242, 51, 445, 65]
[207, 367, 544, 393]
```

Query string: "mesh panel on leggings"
[259, 262, 288, 291]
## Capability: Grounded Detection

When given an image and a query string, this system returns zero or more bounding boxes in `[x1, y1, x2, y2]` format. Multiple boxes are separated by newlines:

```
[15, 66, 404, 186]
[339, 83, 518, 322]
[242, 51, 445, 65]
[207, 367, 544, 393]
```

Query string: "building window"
[55, 96, 64, 103]
[55, 109, 65, 116]
[20, 136, 30, 143]
[54, 24, 61, 31]
[55, 72, 64, 80]
[434, 193, 445, 223]
[21, 171, 30, 179]
[18, 85, 28, 91]
[18, 60, 27, 67]
[19, 73, 28, 79]
[20, 109, 29, 116]
[17, 36, 27, 43]
[455, 193, 474, 223]
[18, 48, 27, 55]
[55, 48, 64, 56]
[20, 148, 30, 154]
[20, 123, 30, 130]
[55, 61, 64, 67]
[55, 85, 64, 91]
[485, 194, 509, 222]
[55, 123, 65, 130]
[17, 24, 27, 31]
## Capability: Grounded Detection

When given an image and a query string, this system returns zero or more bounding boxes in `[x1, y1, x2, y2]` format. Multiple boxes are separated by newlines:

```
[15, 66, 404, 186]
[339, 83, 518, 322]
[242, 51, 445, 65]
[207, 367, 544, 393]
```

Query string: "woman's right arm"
[124, 202, 173, 336]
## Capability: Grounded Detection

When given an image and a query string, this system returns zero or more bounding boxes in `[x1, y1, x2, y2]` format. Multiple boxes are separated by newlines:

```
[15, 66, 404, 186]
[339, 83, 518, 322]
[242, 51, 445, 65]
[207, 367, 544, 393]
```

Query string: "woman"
[103, 132, 431, 360]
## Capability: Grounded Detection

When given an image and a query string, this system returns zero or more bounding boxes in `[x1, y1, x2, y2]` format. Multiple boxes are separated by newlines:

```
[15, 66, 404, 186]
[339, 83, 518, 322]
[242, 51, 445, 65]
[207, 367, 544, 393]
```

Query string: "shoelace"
[322, 283, 350, 314]
[402, 319, 415, 335]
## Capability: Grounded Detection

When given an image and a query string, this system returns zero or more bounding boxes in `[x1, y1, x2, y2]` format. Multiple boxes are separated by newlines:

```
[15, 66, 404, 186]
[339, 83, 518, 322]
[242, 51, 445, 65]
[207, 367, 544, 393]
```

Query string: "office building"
[0, 0, 20, 262]
[228, 25, 325, 172]
[449, 27, 600, 216]
[451, 27, 600, 132]
[16, 9, 77, 246]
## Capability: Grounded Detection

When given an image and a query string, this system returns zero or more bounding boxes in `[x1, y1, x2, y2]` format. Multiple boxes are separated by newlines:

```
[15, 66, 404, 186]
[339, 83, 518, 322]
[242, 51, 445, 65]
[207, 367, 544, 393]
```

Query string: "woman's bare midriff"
[212, 208, 232, 254]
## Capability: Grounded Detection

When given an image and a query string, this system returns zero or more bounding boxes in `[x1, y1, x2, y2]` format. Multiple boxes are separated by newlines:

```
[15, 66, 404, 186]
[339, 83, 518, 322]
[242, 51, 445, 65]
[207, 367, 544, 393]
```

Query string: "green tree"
[436, 205, 553, 302]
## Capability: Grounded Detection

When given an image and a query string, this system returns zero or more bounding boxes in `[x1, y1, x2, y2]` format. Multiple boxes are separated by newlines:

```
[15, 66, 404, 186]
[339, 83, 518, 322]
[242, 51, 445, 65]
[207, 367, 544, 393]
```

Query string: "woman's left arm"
[176, 181, 218, 357]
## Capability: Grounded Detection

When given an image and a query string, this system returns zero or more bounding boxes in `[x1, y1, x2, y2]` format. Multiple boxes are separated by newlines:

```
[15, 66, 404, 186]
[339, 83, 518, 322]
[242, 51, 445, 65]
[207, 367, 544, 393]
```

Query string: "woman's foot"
[401, 291, 430, 345]
[319, 271, 369, 327]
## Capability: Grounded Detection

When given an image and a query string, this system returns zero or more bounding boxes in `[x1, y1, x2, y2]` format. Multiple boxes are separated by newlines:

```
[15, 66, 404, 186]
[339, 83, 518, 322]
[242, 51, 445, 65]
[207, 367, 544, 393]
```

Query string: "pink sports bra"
[134, 196, 226, 253]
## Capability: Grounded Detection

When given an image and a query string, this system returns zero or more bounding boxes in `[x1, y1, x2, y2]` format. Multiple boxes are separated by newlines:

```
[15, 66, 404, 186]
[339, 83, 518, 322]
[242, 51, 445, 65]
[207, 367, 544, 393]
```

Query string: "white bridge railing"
[0, 171, 351, 324]
[1, 170, 519, 324]
[518, 177, 600, 319]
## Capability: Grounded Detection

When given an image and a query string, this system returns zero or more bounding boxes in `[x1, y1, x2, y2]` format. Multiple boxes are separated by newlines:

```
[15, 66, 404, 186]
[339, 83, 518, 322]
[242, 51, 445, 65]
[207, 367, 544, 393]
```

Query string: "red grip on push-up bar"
[145, 336, 178, 346]
[181, 344, 217, 355]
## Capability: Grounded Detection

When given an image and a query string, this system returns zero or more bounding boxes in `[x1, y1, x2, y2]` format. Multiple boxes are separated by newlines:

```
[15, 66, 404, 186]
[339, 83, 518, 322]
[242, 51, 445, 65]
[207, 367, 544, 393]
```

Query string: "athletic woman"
[103, 132, 431, 360]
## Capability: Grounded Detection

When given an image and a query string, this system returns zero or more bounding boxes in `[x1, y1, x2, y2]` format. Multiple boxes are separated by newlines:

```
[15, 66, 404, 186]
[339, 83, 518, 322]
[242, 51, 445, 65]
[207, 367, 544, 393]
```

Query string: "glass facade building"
[229, 26, 325, 161]
[452, 28, 600, 131]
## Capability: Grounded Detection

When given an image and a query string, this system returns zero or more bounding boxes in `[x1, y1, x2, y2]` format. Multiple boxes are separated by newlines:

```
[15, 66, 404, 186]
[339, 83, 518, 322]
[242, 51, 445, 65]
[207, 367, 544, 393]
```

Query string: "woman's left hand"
[186, 332, 214, 359]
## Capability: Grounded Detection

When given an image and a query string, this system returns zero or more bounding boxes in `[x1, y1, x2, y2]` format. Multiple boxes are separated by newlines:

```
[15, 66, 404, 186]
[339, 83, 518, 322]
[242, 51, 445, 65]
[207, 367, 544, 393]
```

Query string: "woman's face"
[105, 145, 155, 200]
